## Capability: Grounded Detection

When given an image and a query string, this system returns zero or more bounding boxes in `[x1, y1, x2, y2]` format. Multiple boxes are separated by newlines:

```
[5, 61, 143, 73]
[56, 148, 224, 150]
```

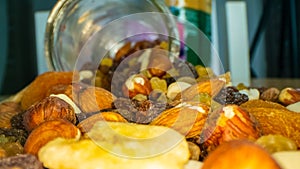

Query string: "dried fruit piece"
[167, 82, 192, 100]
[255, 135, 297, 154]
[199, 105, 262, 152]
[21, 71, 78, 110]
[150, 102, 210, 138]
[113, 97, 166, 124]
[39, 122, 189, 169]
[202, 140, 281, 169]
[194, 65, 215, 78]
[24, 119, 80, 156]
[115, 42, 131, 62]
[214, 86, 248, 105]
[0, 154, 43, 169]
[150, 77, 167, 93]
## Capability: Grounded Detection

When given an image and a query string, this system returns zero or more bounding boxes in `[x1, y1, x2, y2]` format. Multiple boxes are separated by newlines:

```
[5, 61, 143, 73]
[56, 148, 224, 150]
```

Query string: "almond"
[150, 102, 210, 138]
[175, 78, 226, 101]
[199, 105, 262, 152]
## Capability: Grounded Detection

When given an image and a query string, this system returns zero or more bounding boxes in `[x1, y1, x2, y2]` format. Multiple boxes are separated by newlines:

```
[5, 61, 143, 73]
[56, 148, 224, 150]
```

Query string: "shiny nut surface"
[279, 87, 300, 105]
[122, 74, 152, 98]
[150, 102, 210, 138]
[23, 96, 77, 132]
[24, 119, 80, 156]
[199, 104, 262, 152]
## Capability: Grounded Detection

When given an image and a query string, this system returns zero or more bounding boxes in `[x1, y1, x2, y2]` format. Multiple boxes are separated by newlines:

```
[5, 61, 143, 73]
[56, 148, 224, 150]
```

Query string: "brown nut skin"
[63, 83, 116, 113]
[24, 119, 80, 156]
[0, 101, 22, 129]
[199, 105, 262, 153]
[23, 96, 77, 132]
[122, 74, 152, 98]
[175, 78, 226, 101]
[202, 140, 282, 169]
[279, 87, 300, 105]
[150, 102, 210, 138]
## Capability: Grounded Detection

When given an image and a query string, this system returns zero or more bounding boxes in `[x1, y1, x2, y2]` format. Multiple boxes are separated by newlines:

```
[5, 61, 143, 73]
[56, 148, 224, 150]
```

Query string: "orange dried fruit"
[21, 71, 78, 110]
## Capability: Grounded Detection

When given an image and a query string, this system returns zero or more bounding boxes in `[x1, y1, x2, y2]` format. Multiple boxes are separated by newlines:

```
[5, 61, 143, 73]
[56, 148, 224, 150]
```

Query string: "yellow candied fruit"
[150, 77, 167, 93]
[159, 41, 169, 50]
[192, 93, 211, 106]
[195, 65, 215, 78]
[100, 57, 113, 67]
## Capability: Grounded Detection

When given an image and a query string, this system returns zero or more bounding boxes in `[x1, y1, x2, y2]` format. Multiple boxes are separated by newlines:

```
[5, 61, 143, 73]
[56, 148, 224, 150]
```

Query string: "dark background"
[0, 0, 300, 95]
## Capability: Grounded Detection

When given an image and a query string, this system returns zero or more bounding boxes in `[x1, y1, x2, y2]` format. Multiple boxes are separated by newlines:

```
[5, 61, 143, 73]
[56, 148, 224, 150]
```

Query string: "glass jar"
[45, 0, 180, 72]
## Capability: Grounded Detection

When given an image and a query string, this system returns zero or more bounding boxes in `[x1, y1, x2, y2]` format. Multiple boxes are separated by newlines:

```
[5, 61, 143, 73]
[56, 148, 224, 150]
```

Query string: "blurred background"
[0, 0, 299, 95]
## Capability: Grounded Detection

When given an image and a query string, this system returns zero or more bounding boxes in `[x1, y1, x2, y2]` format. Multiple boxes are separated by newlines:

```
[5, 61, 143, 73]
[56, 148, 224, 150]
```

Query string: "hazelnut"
[23, 96, 77, 132]
[24, 119, 80, 156]
[260, 87, 280, 102]
[279, 87, 300, 105]
[122, 74, 152, 98]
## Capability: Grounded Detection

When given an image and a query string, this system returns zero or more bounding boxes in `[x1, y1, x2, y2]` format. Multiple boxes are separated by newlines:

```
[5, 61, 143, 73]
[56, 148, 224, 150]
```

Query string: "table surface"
[251, 78, 300, 89]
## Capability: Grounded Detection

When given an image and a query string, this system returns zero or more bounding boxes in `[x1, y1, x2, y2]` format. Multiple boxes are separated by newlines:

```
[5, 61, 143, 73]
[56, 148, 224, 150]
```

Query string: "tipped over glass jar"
[45, 0, 224, 98]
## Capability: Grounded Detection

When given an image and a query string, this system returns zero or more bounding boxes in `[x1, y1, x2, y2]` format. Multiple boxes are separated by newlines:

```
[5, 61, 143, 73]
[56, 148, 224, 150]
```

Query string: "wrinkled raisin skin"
[214, 86, 249, 105]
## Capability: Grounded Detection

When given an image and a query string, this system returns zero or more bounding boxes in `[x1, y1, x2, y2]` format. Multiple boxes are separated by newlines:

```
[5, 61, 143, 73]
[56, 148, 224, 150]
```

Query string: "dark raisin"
[214, 86, 249, 105]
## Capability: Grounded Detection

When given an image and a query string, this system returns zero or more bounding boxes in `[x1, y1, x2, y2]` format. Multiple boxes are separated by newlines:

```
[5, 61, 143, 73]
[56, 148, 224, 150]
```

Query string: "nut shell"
[24, 119, 80, 156]
[23, 96, 77, 132]
[150, 102, 209, 138]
